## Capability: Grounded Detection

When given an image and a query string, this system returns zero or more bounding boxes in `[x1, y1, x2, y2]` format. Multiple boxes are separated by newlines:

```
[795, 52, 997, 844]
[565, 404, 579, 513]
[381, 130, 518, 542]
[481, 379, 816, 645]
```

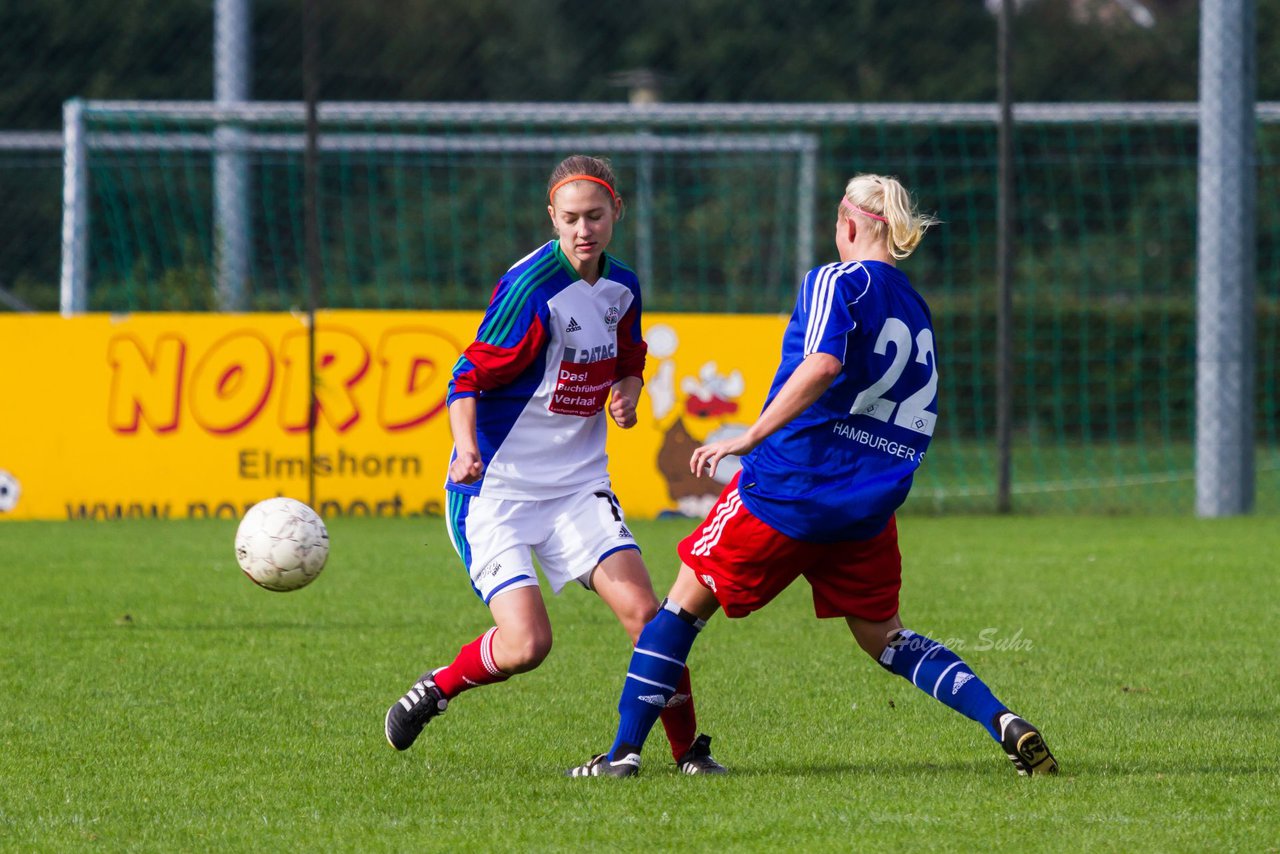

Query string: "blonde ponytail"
[839, 174, 939, 260]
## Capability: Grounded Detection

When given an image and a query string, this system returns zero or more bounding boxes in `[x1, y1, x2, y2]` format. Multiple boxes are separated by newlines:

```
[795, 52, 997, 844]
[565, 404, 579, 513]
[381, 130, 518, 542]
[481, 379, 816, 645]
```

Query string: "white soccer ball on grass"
[235, 497, 329, 592]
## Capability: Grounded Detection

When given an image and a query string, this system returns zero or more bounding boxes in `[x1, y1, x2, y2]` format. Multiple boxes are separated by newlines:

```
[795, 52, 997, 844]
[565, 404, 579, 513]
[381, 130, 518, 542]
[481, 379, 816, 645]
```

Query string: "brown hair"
[547, 155, 621, 208]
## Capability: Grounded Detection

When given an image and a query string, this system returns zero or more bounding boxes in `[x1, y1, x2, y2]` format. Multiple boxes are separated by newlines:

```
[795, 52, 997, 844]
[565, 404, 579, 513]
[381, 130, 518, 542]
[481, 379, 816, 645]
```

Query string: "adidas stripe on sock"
[608, 601, 703, 760]
[879, 629, 1007, 740]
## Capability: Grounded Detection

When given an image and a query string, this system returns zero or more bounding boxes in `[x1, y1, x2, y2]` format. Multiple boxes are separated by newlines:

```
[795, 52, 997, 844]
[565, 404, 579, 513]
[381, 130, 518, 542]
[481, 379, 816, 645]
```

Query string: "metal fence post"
[636, 140, 655, 292]
[796, 136, 817, 285]
[214, 0, 252, 310]
[59, 99, 88, 316]
[996, 0, 1015, 513]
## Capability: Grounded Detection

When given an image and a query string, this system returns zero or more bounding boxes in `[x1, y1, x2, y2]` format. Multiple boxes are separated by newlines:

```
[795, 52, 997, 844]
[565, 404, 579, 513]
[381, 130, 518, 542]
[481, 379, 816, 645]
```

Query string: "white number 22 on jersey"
[848, 317, 938, 436]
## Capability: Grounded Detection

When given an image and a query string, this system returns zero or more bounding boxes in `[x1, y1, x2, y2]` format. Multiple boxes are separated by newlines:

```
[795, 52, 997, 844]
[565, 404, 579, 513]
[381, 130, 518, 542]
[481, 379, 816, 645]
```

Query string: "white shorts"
[444, 485, 640, 604]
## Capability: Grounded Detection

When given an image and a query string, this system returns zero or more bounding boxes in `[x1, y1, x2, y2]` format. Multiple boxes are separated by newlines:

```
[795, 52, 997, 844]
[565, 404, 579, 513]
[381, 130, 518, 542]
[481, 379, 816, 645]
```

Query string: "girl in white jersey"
[384, 156, 724, 775]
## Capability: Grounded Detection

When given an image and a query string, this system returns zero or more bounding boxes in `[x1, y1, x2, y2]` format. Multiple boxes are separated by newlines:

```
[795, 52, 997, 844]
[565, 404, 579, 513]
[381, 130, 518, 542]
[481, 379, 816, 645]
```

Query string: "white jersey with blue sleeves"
[737, 260, 938, 543]
[447, 241, 647, 500]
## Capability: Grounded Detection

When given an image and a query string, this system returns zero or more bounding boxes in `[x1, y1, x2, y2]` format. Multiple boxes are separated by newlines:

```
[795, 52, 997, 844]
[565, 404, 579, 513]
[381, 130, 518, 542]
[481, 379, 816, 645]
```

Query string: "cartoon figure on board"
[646, 323, 749, 518]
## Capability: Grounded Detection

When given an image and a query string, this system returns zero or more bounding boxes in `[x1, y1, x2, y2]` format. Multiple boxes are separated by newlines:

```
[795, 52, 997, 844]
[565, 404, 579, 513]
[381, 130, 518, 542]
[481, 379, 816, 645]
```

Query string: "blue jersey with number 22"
[737, 260, 938, 543]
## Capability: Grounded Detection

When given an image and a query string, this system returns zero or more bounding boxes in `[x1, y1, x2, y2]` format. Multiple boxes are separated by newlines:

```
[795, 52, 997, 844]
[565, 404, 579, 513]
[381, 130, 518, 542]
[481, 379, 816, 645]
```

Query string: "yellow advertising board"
[0, 311, 786, 522]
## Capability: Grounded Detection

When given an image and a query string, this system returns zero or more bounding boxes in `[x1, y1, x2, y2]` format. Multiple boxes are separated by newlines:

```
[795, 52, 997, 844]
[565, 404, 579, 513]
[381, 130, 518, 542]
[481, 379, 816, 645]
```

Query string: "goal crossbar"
[60, 98, 820, 314]
[70, 99, 1280, 126]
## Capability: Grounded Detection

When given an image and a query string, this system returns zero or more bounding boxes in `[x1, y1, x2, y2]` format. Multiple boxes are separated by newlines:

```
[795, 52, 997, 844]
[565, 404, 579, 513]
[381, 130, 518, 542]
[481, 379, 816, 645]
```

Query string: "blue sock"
[878, 629, 1007, 740]
[608, 601, 703, 760]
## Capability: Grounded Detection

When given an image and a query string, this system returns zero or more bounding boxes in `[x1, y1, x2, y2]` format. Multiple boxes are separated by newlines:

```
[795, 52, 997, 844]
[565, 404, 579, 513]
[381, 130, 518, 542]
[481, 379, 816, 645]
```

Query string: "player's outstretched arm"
[692, 352, 841, 479]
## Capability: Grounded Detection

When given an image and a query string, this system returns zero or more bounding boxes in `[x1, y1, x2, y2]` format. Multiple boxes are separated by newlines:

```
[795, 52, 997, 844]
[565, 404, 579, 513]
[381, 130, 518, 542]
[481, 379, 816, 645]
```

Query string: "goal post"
[56, 99, 1280, 514]
[59, 100, 819, 316]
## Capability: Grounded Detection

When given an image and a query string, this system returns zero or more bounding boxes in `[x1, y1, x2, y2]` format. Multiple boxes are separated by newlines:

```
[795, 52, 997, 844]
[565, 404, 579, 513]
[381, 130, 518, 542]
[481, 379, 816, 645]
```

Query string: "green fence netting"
[61, 102, 1280, 514]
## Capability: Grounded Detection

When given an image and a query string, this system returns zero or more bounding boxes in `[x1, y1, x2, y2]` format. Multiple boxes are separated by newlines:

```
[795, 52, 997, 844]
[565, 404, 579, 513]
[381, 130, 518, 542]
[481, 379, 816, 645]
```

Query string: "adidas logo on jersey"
[618, 523, 633, 539]
[566, 316, 582, 333]
[952, 671, 975, 695]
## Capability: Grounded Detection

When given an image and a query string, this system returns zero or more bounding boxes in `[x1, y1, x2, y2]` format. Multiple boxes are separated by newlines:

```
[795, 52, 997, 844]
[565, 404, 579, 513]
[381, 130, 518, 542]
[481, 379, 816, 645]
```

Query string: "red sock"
[431, 627, 510, 700]
[658, 666, 698, 761]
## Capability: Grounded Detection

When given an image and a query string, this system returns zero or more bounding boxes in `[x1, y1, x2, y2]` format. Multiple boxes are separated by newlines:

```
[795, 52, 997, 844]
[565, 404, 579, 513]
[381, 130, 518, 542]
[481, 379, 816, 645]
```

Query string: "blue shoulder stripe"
[478, 252, 561, 346]
[604, 253, 638, 282]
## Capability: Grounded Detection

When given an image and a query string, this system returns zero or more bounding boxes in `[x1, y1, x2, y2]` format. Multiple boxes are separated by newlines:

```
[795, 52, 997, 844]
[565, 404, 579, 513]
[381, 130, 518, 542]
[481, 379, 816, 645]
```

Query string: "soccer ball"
[0, 470, 19, 513]
[235, 497, 329, 592]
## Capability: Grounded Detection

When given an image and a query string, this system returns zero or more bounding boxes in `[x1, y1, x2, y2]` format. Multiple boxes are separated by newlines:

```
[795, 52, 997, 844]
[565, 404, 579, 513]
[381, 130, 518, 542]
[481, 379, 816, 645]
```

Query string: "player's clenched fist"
[449, 450, 484, 484]
[609, 376, 642, 429]
[609, 390, 637, 428]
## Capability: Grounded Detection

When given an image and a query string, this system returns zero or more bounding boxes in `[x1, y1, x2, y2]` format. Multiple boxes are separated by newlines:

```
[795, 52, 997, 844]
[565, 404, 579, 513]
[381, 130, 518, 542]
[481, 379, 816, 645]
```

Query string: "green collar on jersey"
[553, 240, 613, 282]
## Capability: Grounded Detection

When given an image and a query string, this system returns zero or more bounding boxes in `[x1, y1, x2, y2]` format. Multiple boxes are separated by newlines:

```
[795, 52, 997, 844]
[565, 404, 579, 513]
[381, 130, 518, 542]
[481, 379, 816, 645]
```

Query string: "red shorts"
[676, 473, 902, 621]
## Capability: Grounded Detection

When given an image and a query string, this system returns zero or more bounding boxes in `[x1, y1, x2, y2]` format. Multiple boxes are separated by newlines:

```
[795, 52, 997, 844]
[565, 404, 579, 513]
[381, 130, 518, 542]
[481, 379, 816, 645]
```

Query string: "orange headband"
[549, 174, 617, 203]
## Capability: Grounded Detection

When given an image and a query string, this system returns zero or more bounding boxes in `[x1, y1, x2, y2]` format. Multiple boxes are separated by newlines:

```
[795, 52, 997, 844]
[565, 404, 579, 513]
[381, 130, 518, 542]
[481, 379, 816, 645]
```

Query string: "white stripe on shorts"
[691, 488, 743, 556]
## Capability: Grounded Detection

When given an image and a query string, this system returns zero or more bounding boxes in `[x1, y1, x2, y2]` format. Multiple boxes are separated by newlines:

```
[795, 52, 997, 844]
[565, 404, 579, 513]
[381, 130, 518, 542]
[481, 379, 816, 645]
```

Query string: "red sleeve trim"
[454, 315, 549, 393]
[614, 304, 647, 379]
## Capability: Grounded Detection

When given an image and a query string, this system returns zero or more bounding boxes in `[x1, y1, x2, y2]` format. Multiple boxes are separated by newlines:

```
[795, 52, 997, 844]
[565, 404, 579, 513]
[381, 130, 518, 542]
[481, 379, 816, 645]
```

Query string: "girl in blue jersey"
[384, 155, 723, 775]
[570, 174, 1057, 778]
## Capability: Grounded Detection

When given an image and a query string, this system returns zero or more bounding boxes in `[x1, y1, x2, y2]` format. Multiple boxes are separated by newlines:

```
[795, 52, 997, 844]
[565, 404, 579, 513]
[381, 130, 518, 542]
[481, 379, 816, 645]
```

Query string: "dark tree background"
[0, 0, 1269, 307]
[0, 0, 1234, 127]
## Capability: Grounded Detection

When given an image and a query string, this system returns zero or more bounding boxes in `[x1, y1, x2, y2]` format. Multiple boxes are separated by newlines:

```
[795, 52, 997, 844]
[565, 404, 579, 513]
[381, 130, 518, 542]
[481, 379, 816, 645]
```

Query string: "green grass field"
[2, 514, 1278, 852]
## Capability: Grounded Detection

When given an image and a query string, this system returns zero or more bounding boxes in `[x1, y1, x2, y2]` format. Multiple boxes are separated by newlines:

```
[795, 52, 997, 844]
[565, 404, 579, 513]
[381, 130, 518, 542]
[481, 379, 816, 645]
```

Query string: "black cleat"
[385, 672, 448, 751]
[566, 752, 641, 778]
[676, 733, 727, 775]
[995, 712, 1058, 777]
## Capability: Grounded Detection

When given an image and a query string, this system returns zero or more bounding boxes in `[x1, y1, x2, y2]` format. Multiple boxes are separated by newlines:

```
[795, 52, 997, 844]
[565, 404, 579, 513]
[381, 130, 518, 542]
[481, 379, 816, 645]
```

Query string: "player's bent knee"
[617, 602, 660, 641]
[494, 631, 553, 673]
